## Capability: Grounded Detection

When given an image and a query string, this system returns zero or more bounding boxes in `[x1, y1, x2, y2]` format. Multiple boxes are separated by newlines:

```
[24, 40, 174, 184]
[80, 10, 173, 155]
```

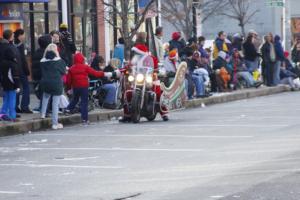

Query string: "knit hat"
[60, 23, 68, 29]
[168, 49, 177, 60]
[131, 44, 149, 55]
[172, 32, 181, 41]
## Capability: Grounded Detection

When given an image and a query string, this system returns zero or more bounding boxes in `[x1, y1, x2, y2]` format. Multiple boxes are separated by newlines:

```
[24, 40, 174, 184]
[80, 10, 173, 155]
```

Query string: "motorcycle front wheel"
[131, 91, 141, 123]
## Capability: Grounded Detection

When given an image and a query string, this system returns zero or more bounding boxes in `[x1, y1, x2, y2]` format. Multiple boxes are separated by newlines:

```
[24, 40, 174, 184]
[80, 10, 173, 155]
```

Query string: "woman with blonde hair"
[40, 43, 67, 130]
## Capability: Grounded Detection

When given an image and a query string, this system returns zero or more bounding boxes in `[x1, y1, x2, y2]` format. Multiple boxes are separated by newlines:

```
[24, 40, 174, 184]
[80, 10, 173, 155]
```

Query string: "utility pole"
[283, 0, 291, 51]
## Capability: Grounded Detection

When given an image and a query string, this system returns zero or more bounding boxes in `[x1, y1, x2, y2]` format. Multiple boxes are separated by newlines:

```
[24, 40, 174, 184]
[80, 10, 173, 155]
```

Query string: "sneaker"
[119, 117, 131, 123]
[21, 109, 33, 114]
[81, 120, 90, 126]
[41, 114, 46, 119]
[162, 115, 169, 122]
[52, 123, 63, 130]
[16, 107, 22, 113]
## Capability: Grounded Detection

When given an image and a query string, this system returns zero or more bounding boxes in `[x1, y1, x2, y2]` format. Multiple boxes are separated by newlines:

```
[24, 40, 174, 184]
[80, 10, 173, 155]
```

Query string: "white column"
[283, 0, 291, 51]
[104, 0, 111, 64]
[157, 0, 162, 26]
[62, 0, 68, 24]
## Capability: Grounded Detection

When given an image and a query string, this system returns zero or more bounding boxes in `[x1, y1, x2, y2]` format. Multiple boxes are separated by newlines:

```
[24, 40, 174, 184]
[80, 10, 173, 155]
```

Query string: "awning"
[0, 0, 49, 2]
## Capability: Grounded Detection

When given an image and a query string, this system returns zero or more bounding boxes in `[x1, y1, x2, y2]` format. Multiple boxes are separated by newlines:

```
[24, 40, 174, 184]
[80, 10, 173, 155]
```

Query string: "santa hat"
[169, 49, 177, 60]
[172, 32, 181, 41]
[284, 51, 289, 58]
[131, 44, 149, 55]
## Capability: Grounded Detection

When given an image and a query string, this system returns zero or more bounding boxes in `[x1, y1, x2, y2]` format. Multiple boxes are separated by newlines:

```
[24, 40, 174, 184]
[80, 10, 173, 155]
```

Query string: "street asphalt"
[0, 92, 300, 200]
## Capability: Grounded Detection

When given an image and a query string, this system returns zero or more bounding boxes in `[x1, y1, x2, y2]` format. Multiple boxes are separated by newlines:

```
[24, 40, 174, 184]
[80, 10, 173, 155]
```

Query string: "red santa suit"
[122, 44, 168, 121]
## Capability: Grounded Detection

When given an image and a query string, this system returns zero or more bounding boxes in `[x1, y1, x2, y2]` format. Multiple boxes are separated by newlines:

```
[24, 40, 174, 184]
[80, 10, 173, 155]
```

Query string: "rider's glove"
[104, 72, 113, 79]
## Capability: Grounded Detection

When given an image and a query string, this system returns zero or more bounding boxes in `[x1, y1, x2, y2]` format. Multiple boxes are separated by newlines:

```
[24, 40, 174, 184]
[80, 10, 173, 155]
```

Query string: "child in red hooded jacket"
[66, 52, 118, 124]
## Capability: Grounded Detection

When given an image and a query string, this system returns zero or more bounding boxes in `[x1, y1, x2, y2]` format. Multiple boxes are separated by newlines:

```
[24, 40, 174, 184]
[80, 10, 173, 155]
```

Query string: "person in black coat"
[243, 34, 260, 73]
[260, 34, 276, 86]
[31, 34, 52, 111]
[0, 48, 20, 121]
[14, 29, 32, 113]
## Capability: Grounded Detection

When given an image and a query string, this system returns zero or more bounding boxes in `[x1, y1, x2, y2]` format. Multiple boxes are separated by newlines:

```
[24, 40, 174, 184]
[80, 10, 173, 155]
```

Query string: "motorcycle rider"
[119, 43, 169, 122]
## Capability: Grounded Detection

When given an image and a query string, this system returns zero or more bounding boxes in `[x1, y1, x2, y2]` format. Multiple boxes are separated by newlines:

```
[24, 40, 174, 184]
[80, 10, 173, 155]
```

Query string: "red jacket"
[67, 53, 104, 89]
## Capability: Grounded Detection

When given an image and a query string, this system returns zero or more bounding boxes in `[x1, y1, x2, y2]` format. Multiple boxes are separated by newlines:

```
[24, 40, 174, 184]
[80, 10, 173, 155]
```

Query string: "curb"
[0, 110, 122, 137]
[0, 85, 290, 137]
[185, 85, 290, 108]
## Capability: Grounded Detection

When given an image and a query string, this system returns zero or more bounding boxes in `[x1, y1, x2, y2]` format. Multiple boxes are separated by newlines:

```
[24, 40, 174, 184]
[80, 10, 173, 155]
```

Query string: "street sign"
[266, 0, 284, 7]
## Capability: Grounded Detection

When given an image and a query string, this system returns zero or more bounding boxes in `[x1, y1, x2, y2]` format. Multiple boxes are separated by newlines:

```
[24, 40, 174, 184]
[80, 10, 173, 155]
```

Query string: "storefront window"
[71, 0, 97, 56]
[73, 0, 83, 13]
[48, 0, 58, 10]
[48, 13, 59, 32]
[32, 3, 44, 10]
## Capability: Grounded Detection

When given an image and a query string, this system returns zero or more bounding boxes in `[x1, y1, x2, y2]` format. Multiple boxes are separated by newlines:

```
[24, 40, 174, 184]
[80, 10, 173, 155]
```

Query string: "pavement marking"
[0, 163, 123, 169]
[1, 147, 299, 155]
[103, 168, 300, 184]
[0, 191, 23, 194]
[55, 156, 99, 161]
[32, 134, 254, 139]
[11, 147, 205, 152]
[139, 124, 289, 128]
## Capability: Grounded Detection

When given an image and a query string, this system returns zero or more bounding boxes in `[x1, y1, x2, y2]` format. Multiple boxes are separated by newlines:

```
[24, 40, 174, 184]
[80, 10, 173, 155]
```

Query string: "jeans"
[67, 88, 89, 121]
[264, 62, 274, 86]
[245, 59, 259, 73]
[41, 93, 60, 125]
[16, 75, 30, 110]
[280, 77, 300, 88]
[1, 90, 17, 119]
[185, 74, 194, 99]
[102, 83, 117, 104]
[192, 74, 205, 96]
[237, 72, 255, 87]
[273, 61, 281, 85]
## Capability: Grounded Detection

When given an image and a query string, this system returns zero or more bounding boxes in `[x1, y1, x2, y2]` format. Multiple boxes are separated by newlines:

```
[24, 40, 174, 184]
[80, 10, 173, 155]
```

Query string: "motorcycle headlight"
[136, 74, 144, 82]
[128, 75, 135, 82]
[146, 76, 153, 84]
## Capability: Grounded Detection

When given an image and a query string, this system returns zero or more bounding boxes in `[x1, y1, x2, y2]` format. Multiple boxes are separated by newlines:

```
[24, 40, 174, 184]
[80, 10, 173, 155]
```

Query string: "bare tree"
[221, 0, 260, 37]
[101, 0, 156, 60]
[161, 0, 227, 39]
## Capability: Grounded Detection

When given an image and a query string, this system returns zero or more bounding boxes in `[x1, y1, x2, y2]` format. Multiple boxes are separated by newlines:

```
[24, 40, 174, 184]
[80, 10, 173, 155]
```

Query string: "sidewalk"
[0, 85, 291, 136]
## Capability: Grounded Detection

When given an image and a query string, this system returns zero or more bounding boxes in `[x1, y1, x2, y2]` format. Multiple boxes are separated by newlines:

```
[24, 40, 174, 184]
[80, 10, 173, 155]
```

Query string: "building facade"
[0, 0, 104, 61]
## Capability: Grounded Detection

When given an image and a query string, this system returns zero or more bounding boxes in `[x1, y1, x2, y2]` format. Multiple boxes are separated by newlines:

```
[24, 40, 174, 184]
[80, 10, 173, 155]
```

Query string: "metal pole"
[283, 0, 291, 51]
[61, 0, 68, 24]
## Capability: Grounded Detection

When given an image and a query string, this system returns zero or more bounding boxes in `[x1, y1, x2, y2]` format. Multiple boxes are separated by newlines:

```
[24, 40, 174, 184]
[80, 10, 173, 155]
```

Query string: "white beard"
[131, 54, 143, 66]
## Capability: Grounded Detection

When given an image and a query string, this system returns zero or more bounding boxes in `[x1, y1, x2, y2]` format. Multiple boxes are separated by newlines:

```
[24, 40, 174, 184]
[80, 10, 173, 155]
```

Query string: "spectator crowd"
[1, 24, 300, 129]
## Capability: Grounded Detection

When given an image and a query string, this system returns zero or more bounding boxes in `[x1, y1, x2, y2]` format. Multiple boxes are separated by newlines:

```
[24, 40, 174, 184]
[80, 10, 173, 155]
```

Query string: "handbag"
[59, 94, 69, 108]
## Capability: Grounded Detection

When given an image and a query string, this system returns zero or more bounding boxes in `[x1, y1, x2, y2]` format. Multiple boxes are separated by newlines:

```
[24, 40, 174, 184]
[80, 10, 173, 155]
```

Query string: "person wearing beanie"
[40, 44, 67, 130]
[169, 32, 185, 58]
[59, 24, 76, 66]
[273, 35, 285, 86]
[163, 49, 178, 86]
[66, 52, 119, 125]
